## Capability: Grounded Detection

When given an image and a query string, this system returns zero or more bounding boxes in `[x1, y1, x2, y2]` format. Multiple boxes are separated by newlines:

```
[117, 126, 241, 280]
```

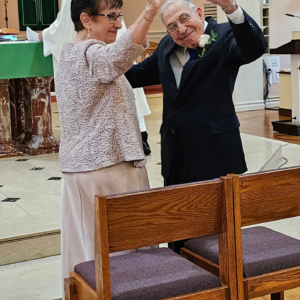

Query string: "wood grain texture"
[91, 179, 233, 300]
[243, 280, 249, 300]
[163, 286, 229, 300]
[246, 267, 300, 299]
[233, 168, 300, 300]
[64, 277, 77, 300]
[71, 272, 96, 300]
[180, 247, 220, 277]
[219, 176, 238, 300]
[238, 167, 300, 226]
[237, 109, 300, 146]
[105, 180, 224, 252]
[237, 110, 287, 140]
[229, 174, 245, 300]
[94, 196, 111, 300]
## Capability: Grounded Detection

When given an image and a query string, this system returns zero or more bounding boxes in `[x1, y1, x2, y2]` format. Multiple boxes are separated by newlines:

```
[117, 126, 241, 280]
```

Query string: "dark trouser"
[164, 134, 198, 254]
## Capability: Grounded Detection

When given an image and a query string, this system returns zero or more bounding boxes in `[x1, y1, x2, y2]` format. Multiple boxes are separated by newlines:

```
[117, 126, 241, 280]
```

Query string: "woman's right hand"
[144, 0, 165, 19]
[129, 0, 165, 45]
[146, 0, 164, 11]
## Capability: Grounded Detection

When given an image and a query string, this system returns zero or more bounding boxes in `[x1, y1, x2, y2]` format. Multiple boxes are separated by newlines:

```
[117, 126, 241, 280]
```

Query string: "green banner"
[0, 42, 53, 79]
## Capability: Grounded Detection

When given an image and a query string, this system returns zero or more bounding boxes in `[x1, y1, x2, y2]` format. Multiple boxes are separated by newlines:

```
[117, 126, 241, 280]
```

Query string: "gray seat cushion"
[74, 248, 221, 300]
[184, 226, 300, 277]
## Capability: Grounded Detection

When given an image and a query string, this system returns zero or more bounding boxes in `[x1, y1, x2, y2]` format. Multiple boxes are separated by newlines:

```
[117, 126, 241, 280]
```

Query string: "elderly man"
[125, 0, 267, 252]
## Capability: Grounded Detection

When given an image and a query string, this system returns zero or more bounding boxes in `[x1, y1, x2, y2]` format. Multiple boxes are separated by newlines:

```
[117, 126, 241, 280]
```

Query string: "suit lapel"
[177, 17, 219, 96]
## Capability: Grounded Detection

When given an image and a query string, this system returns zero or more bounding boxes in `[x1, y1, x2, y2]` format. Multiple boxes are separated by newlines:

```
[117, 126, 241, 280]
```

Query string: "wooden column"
[0, 79, 22, 158]
[23, 77, 59, 155]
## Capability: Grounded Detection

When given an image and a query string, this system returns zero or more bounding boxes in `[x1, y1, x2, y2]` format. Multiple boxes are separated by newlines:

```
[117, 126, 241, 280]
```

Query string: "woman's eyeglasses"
[166, 9, 195, 34]
[93, 13, 123, 24]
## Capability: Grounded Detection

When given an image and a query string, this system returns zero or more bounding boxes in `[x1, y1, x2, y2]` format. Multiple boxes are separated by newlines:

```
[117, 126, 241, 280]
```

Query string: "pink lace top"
[55, 31, 147, 172]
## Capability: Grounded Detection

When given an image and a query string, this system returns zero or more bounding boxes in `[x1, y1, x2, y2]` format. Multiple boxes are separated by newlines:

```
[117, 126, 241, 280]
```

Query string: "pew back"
[236, 167, 300, 227]
[93, 177, 237, 300]
[102, 180, 229, 252]
[231, 167, 300, 300]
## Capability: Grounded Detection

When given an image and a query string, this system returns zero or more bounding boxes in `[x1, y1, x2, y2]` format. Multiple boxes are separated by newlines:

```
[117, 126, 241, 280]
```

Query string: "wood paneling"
[238, 167, 300, 226]
[181, 248, 220, 277]
[233, 168, 300, 300]
[163, 287, 229, 300]
[94, 196, 111, 300]
[71, 272, 96, 300]
[247, 267, 300, 299]
[105, 181, 225, 252]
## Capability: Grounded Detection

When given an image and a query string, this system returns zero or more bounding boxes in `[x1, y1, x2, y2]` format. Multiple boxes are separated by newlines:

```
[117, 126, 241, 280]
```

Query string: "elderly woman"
[55, 0, 163, 282]
[35, 0, 152, 155]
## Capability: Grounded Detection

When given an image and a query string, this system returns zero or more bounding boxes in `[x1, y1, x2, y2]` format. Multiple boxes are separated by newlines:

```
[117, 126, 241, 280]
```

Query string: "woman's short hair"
[71, 0, 123, 32]
[160, 0, 195, 23]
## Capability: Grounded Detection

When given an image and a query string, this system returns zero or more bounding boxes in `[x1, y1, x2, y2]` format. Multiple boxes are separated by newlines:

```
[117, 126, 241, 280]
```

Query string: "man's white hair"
[160, 0, 196, 23]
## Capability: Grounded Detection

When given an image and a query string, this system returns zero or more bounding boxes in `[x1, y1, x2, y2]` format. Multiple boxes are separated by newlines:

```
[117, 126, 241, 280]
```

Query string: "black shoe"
[141, 131, 151, 155]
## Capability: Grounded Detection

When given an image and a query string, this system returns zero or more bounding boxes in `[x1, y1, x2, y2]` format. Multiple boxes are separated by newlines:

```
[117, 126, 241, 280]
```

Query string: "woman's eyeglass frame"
[93, 13, 123, 24]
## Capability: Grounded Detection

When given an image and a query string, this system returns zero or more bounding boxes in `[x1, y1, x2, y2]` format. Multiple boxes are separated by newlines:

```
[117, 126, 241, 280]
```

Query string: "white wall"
[267, 0, 300, 99]
[269, 0, 300, 71]
[269, 0, 300, 49]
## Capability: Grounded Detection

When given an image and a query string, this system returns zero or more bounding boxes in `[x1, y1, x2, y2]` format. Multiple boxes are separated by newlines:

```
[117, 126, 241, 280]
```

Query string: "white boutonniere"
[198, 30, 218, 57]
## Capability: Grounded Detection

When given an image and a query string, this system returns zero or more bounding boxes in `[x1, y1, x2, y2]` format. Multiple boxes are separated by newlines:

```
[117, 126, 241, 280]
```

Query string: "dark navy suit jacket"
[125, 11, 267, 181]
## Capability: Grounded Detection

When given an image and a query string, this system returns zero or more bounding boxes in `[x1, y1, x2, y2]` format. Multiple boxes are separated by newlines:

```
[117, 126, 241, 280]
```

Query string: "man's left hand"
[206, 0, 233, 10]
[206, 0, 238, 14]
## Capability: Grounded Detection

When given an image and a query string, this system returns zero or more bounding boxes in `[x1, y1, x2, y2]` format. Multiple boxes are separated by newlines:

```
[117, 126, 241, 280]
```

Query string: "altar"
[0, 41, 59, 157]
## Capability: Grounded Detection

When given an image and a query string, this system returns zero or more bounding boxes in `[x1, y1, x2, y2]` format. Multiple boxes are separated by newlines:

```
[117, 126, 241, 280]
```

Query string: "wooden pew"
[232, 168, 300, 300]
[182, 167, 300, 300]
[64, 177, 237, 300]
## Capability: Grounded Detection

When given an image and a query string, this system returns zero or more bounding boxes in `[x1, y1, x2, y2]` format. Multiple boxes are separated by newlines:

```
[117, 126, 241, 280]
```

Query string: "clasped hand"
[206, 0, 233, 9]
[146, 0, 165, 12]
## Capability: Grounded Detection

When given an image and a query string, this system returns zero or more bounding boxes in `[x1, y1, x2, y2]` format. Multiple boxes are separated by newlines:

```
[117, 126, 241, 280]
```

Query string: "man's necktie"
[188, 48, 197, 62]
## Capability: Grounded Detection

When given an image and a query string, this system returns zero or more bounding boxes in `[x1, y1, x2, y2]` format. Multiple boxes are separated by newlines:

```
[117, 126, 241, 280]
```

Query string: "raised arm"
[227, 9, 267, 65]
[85, 0, 165, 83]
[128, 0, 163, 45]
[207, 0, 267, 65]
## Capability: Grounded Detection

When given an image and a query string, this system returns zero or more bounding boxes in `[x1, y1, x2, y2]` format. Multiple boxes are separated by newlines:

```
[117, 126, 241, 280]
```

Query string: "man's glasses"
[166, 9, 195, 34]
[93, 12, 123, 24]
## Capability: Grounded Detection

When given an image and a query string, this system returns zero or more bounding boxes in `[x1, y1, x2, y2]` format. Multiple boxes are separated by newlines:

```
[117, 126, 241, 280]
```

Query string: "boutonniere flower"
[198, 29, 218, 58]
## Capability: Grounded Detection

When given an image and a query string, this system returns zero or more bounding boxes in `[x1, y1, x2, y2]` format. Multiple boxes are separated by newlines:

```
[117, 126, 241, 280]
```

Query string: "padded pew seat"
[75, 248, 221, 300]
[184, 226, 300, 277]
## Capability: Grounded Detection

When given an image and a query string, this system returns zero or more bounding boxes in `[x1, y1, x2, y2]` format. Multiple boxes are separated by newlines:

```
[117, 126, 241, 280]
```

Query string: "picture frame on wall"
[263, 0, 269, 4]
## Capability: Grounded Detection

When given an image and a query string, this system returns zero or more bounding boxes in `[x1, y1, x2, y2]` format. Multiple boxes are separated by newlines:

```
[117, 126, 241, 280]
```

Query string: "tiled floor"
[0, 94, 300, 299]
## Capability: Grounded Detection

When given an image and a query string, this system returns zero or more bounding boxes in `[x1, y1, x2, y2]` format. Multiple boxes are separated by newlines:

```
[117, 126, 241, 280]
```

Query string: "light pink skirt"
[61, 161, 150, 281]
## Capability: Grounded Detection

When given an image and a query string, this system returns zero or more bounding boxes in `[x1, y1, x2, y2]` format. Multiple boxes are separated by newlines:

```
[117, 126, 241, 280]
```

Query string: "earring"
[87, 28, 91, 38]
